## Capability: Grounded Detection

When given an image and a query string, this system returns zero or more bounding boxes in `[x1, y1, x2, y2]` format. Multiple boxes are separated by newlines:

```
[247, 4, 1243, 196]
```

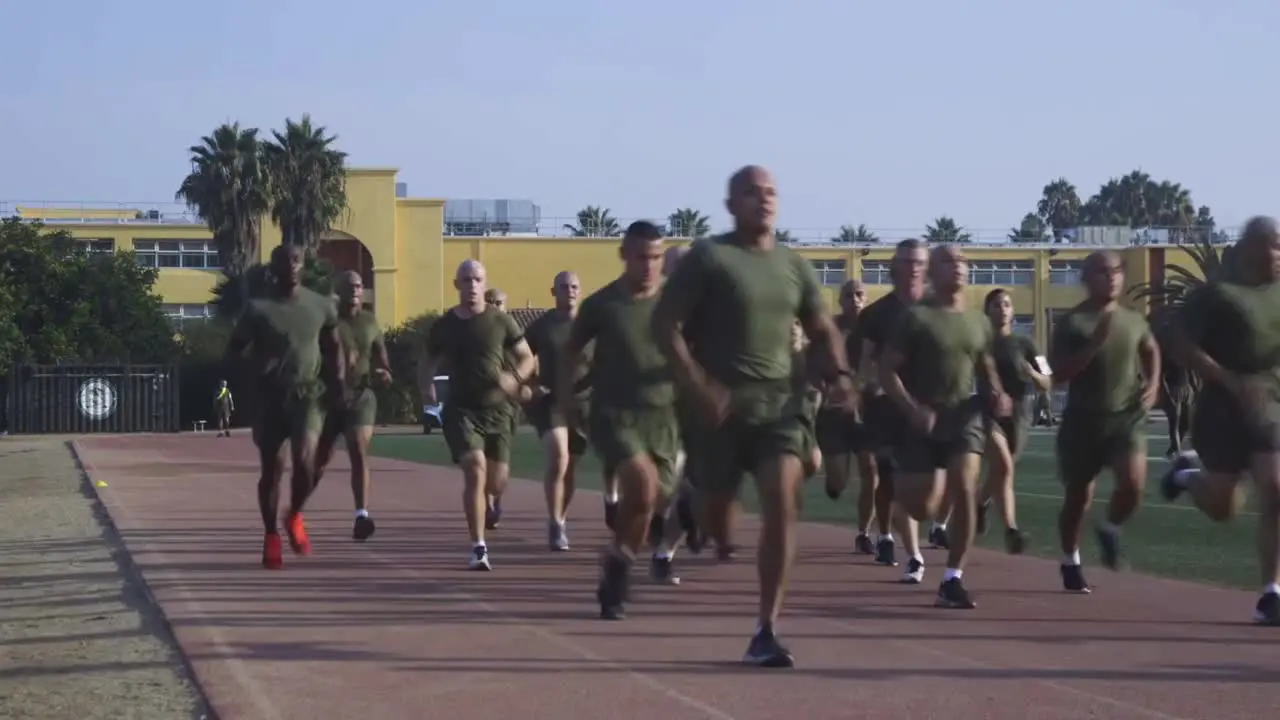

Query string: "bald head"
[1082, 250, 1123, 301]
[1237, 216, 1280, 283]
[725, 165, 777, 235]
[454, 259, 487, 309]
[838, 278, 867, 316]
[662, 246, 689, 277]
[268, 244, 303, 286]
[484, 287, 507, 311]
[927, 244, 969, 296]
[552, 271, 580, 311]
[335, 270, 364, 309]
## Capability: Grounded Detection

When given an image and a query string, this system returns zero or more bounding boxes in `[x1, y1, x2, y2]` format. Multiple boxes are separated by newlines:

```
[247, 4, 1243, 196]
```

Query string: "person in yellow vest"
[214, 380, 235, 437]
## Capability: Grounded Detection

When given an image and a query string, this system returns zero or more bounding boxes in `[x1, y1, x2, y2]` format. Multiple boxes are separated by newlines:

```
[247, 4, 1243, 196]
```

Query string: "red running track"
[76, 434, 1278, 720]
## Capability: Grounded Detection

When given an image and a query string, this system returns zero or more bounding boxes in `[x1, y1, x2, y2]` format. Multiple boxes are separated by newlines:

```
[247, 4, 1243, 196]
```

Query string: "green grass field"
[371, 424, 1262, 590]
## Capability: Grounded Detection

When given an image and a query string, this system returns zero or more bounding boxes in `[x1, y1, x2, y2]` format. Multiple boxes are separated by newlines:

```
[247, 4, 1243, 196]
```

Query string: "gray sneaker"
[548, 521, 570, 552]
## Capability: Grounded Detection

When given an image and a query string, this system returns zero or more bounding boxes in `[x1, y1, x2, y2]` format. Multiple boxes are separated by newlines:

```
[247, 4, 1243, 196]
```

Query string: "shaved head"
[1082, 250, 1124, 301]
[726, 165, 777, 235]
[454, 259, 487, 309]
[335, 269, 364, 309]
[552, 271, 581, 311]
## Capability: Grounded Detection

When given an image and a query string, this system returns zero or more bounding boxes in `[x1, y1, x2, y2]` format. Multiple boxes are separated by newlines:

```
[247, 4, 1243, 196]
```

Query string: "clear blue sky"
[3, 0, 1277, 236]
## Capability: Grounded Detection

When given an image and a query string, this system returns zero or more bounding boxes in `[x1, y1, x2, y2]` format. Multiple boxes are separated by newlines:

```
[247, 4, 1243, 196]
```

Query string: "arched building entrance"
[319, 231, 376, 310]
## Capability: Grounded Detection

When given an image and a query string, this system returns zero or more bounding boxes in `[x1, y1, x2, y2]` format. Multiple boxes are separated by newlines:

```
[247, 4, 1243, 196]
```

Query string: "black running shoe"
[548, 521, 570, 552]
[928, 525, 949, 549]
[1060, 563, 1091, 594]
[468, 545, 492, 571]
[1161, 452, 1196, 502]
[742, 624, 795, 668]
[935, 577, 976, 609]
[1004, 527, 1027, 555]
[650, 555, 680, 585]
[597, 554, 631, 620]
[900, 556, 925, 584]
[874, 536, 898, 566]
[716, 544, 738, 562]
[1095, 525, 1122, 570]
[603, 500, 619, 531]
[352, 514, 376, 541]
[854, 533, 875, 555]
[648, 512, 666, 549]
[1254, 592, 1280, 625]
[976, 499, 992, 536]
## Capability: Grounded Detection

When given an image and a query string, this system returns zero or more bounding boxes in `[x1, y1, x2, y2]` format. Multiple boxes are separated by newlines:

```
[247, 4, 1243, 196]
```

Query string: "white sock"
[654, 548, 674, 560]
[943, 568, 962, 582]
[473, 540, 486, 550]
[911, 553, 924, 564]
[604, 491, 619, 504]
[355, 509, 369, 518]
[879, 533, 895, 544]
[931, 521, 947, 532]
[1064, 550, 1081, 566]
[1264, 583, 1280, 596]
[1099, 521, 1120, 536]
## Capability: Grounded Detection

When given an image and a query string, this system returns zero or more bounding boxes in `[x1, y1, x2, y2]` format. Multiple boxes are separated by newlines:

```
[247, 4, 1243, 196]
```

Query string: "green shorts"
[987, 401, 1029, 457]
[688, 382, 810, 495]
[1056, 406, 1147, 483]
[893, 397, 986, 473]
[252, 387, 325, 448]
[527, 396, 589, 456]
[1191, 388, 1280, 475]
[589, 404, 679, 495]
[443, 404, 514, 465]
[322, 387, 377, 435]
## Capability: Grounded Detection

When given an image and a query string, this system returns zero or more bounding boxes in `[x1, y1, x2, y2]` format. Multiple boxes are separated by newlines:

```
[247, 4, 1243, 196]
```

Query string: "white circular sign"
[78, 379, 118, 420]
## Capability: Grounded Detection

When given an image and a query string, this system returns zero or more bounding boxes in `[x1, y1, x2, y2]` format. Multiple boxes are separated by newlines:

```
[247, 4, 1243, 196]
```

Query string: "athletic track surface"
[74, 434, 1278, 720]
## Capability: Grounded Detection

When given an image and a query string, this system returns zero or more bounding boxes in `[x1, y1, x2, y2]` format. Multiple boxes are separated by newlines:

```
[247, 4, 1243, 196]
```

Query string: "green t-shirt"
[656, 235, 825, 386]
[337, 310, 383, 390]
[986, 332, 1040, 400]
[238, 287, 340, 396]
[1179, 281, 1280, 399]
[569, 279, 673, 409]
[885, 300, 992, 409]
[526, 309, 592, 402]
[426, 307, 524, 410]
[1049, 303, 1150, 415]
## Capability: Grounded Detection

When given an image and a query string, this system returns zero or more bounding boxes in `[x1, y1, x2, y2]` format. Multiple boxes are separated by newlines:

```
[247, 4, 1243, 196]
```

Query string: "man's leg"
[1056, 417, 1103, 593]
[891, 433, 946, 585]
[484, 412, 513, 533]
[254, 417, 289, 569]
[346, 423, 376, 540]
[597, 450, 663, 620]
[1094, 417, 1148, 570]
[284, 418, 322, 557]
[311, 411, 344, 495]
[443, 407, 492, 569]
[936, 449, 982, 608]
[542, 426, 573, 550]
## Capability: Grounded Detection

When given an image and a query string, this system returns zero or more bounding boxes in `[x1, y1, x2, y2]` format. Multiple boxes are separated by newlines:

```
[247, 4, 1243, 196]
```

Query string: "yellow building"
[12, 167, 1205, 348]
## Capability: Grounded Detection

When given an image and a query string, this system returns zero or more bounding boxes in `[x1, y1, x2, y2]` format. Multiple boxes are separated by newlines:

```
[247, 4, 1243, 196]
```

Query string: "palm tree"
[1036, 178, 1081, 240]
[563, 206, 621, 237]
[175, 123, 270, 278]
[667, 208, 711, 239]
[924, 216, 972, 243]
[1008, 213, 1049, 243]
[774, 229, 796, 244]
[1129, 233, 1238, 314]
[262, 114, 349, 254]
[832, 224, 878, 243]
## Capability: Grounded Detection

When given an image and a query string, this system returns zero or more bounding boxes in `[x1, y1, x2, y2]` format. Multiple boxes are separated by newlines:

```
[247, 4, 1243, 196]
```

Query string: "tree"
[1036, 177, 1082, 240]
[1008, 213, 1049, 243]
[175, 123, 270, 278]
[924, 216, 972, 243]
[0, 219, 176, 373]
[1076, 170, 1218, 244]
[263, 114, 349, 254]
[774, 229, 796, 244]
[563, 206, 621, 237]
[1128, 233, 1238, 314]
[832, 224, 878, 243]
[666, 208, 711, 238]
[378, 312, 439, 424]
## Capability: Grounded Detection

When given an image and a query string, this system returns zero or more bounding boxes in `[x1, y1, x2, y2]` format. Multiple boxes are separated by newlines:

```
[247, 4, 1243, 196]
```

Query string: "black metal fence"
[5, 364, 180, 434]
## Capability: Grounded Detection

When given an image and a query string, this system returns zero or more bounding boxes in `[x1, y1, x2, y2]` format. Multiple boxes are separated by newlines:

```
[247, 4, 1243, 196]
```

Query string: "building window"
[161, 303, 216, 327]
[133, 240, 221, 269]
[1048, 260, 1084, 285]
[809, 259, 847, 287]
[76, 238, 115, 253]
[860, 260, 892, 285]
[1011, 314, 1035, 337]
[969, 260, 1034, 286]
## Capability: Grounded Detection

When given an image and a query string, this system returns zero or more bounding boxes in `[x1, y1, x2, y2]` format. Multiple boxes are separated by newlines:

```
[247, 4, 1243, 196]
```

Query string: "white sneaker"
[901, 557, 925, 584]
[469, 545, 492, 571]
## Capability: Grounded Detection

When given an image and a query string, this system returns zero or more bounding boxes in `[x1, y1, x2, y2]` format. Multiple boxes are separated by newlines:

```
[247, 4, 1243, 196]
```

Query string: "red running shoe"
[262, 532, 283, 570]
[286, 512, 312, 555]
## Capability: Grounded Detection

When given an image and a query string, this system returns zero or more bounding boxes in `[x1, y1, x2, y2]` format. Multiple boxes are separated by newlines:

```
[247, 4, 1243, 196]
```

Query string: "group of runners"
[223, 168, 1280, 670]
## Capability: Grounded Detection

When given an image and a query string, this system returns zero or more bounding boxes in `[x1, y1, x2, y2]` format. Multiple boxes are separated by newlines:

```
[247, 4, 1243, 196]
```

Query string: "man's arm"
[558, 302, 596, 420]
[1138, 330, 1162, 405]
[318, 304, 345, 389]
[652, 247, 712, 391]
[1048, 310, 1108, 385]
[877, 314, 921, 418]
[1170, 288, 1231, 387]
[795, 257, 851, 381]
